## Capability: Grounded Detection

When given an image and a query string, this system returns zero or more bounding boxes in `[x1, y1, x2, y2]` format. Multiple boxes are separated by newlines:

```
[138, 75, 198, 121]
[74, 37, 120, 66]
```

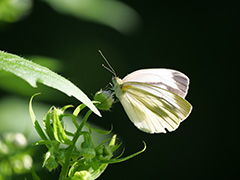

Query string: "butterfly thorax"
[112, 77, 125, 98]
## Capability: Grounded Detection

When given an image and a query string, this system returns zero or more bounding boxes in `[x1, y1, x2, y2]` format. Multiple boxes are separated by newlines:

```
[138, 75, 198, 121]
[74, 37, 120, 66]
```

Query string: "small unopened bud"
[71, 170, 92, 180]
[56, 149, 66, 164]
[94, 90, 114, 110]
[43, 151, 58, 171]
[96, 144, 112, 161]
[82, 148, 96, 159]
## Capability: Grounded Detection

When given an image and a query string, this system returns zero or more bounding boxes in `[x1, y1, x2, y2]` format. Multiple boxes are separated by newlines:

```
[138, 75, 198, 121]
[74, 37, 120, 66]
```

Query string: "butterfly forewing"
[123, 68, 190, 98]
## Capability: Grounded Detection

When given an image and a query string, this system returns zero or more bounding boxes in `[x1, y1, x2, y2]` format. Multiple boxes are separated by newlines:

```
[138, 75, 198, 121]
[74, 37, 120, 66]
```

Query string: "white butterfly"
[112, 68, 192, 134]
[99, 51, 192, 134]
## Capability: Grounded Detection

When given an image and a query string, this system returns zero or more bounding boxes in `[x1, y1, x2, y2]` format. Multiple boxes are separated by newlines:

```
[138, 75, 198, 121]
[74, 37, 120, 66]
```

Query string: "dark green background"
[0, 0, 236, 179]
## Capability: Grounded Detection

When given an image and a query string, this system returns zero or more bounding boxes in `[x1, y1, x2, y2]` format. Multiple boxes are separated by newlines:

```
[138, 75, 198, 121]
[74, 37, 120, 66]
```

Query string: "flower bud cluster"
[96, 144, 112, 161]
[29, 93, 145, 180]
[69, 134, 117, 180]
[43, 143, 80, 172]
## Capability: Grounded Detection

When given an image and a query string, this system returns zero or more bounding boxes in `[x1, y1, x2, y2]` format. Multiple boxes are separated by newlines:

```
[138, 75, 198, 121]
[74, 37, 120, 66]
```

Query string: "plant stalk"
[59, 110, 92, 179]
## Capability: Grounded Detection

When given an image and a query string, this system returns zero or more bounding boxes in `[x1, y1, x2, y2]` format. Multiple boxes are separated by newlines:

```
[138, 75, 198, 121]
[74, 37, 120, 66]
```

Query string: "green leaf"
[61, 104, 74, 112]
[52, 107, 71, 144]
[29, 93, 48, 141]
[0, 0, 32, 22]
[31, 168, 41, 180]
[85, 124, 113, 135]
[33, 140, 58, 146]
[43, 0, 140, 34]
[103, 141, 146, 164]
[111, 142, 122, 153]
[0, 50, 101, 117]
[91, 163, 108, 180]
[72, 104, 86, 128]
[73, 104, 86, 117]
[43, 107, 55, 140]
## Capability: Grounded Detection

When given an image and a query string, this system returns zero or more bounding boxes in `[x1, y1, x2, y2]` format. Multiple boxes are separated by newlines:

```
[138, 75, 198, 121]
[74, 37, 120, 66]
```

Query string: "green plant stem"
[59, 110, 93, 180]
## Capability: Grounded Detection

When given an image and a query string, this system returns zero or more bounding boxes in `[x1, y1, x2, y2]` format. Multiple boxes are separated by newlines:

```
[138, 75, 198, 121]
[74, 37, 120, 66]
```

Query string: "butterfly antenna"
[99, 50, 117, 77]
[102, 64, 116, 76]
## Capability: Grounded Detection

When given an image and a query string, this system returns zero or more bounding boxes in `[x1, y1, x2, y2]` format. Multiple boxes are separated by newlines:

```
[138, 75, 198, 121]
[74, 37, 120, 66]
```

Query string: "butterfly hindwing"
[117, 81, 192, 133]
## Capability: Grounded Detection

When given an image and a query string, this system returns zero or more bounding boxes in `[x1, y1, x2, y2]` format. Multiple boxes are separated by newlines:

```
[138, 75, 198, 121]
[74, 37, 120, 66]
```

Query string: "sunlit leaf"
[43, 0, 140, 34]
[0, 55, 63, 98]
[73, 104, 86, 117]
[0, 50, 101, 117]
[0, 0, 32, 22]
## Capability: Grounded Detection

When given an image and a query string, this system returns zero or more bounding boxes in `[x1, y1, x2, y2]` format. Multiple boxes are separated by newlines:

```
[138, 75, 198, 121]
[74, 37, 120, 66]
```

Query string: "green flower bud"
[43, 151, 58, 171]
[82, 148, 96, 159]
[97, 154, 112, 161]
[103, 145, 112, 156]
[44, 156, 58, 172]
[56, 149, 65, 165]
[81, 133, 92, 149]
[96, 144, 113, 161]
[72, 147, 81, 161]
[81, 141, 88, 149]
[96, 146, 103, 155]
[71, 171, 92, 180]
[94, 90, 114, 110]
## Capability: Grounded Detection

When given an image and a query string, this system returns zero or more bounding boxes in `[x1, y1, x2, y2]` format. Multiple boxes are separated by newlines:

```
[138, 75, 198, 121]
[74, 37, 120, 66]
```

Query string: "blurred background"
[0, 0, 236, 179]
